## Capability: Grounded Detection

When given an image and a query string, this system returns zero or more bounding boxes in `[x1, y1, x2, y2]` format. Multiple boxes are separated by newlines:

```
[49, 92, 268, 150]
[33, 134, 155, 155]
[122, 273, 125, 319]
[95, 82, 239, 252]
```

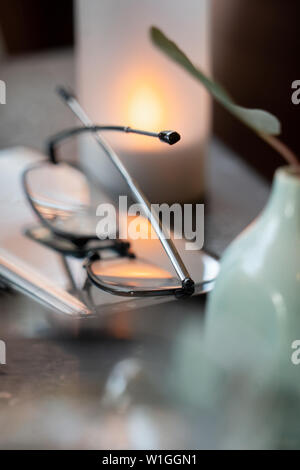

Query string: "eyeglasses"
[22, 87, 218, 298]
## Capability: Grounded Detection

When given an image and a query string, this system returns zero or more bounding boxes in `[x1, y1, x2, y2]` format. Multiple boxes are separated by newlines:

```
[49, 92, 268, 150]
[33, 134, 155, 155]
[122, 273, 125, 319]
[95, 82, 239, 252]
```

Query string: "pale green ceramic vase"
[206, 166, 300, 364]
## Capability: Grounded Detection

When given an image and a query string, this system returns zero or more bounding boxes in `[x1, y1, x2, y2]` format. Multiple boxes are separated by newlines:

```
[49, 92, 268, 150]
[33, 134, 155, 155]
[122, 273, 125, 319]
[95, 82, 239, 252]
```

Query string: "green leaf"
[150, 27, 281, 136]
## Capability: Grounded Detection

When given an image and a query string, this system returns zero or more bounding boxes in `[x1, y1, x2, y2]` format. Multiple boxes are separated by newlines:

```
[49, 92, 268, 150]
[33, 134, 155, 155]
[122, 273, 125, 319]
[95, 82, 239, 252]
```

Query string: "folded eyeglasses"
[22, 87, 217, 299]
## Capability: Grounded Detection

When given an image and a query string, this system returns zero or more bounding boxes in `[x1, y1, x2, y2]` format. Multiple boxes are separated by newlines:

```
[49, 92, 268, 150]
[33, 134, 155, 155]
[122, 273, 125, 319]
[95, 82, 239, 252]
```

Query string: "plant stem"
[260, 133, 299, 167]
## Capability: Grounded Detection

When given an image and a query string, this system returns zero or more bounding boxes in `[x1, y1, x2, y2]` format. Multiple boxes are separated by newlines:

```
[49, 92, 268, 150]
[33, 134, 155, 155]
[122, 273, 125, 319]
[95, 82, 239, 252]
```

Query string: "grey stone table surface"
[0, 50, 270, 449]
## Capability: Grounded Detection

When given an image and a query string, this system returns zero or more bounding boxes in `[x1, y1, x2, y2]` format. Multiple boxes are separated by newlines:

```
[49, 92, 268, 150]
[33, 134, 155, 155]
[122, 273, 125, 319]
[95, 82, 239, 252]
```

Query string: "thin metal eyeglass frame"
[56, 86, 195, 296]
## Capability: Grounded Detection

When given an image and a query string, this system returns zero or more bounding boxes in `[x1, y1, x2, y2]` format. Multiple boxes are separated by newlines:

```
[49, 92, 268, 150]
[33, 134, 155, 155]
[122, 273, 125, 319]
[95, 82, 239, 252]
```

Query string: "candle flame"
[127, 85, 165, 130]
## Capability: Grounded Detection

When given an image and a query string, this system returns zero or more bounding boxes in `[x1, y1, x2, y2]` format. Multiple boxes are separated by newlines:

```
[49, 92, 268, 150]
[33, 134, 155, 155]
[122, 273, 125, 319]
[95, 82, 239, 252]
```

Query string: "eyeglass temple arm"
[47, 125, 180, 164]
[55, 86, 194, 295]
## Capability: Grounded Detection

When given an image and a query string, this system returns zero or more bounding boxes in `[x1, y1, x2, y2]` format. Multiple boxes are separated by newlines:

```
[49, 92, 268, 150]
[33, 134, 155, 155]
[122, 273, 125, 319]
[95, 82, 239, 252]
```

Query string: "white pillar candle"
[76, 0, 211, 203]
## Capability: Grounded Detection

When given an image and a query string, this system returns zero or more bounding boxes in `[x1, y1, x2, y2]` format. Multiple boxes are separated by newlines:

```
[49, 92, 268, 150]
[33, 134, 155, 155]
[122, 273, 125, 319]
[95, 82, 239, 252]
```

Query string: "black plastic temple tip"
[56, 86, 76, 102]
[175, 278, 195, 299]
[158, 130, 181, 145]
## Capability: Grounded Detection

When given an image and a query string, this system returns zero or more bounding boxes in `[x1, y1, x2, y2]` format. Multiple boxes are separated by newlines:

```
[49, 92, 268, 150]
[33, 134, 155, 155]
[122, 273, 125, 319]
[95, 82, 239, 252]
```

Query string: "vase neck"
[265, 166, 300, 220]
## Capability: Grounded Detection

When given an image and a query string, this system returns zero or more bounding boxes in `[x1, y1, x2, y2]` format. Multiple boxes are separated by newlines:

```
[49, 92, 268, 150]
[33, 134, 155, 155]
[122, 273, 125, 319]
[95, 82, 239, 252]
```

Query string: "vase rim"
[276, 165, 300, 182]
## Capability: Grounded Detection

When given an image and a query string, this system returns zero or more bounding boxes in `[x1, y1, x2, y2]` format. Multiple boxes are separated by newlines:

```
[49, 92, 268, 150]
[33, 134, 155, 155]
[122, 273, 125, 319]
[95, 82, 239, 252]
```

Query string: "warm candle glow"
[127, 85, 165, 130]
